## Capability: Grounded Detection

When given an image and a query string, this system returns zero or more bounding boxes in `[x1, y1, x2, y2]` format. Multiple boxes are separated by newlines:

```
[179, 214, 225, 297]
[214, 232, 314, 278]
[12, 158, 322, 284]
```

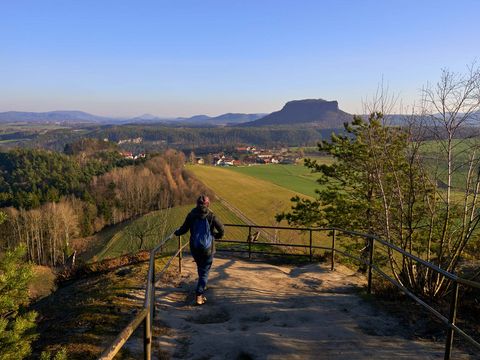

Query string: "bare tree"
[418, 64, 480, 295]
[124, 205, 172, 251]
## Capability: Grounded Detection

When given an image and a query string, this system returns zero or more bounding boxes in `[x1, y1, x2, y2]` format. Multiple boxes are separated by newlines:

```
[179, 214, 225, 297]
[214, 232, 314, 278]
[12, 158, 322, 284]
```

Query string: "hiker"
[174, 195, 224, 305]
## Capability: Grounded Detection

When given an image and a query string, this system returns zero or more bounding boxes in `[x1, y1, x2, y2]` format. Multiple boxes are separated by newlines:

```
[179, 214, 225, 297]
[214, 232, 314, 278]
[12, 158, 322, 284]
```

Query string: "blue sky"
[1, 0, 479, 117]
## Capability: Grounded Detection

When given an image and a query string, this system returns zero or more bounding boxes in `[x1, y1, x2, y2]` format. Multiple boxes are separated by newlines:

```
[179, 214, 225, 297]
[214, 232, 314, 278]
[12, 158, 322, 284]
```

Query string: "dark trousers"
[192, 251, 213, 295]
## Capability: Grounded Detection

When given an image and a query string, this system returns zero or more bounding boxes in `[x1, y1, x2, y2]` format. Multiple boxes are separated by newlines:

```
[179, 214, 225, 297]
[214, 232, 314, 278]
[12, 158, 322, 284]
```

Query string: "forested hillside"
[0, 146, 209, 266]
[0, 143, 134, 209]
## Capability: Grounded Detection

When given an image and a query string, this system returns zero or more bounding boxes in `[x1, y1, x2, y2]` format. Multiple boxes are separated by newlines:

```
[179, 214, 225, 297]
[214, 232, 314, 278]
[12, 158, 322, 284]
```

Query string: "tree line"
[15, 124, 341, 153]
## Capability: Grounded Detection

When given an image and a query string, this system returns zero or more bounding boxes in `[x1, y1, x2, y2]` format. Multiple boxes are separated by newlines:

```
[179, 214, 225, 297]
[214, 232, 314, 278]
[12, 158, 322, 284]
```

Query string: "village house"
[236, 146, 249, 153]
[257, 153, 273, 160]
[134, 153, 146, 160]
[119, 151, 146, 160]
[202, 147, 301, 167]
[212, 154, 224, 165]
[216, 156, 235, 166]
[118, 137, 143, 145]
[120, 151, 134, 159]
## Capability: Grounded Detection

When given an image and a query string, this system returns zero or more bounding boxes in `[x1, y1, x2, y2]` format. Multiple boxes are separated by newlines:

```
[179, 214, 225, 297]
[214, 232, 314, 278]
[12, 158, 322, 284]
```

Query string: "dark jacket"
[174, 205, 224, 255]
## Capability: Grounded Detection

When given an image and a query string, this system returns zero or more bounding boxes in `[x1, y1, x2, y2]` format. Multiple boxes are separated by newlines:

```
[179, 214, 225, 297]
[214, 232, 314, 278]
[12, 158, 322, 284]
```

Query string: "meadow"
[229, 164, 318, 196]
[226, 157, 332, 197]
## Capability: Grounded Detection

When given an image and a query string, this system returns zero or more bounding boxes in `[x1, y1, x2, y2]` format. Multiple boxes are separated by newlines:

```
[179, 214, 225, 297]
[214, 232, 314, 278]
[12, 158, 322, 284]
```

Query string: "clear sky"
[1, 0, 479, 117]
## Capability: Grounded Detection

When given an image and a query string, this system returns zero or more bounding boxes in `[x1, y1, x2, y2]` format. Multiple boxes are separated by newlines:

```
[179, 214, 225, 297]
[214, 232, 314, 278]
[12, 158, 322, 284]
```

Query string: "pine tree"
[0, 211, 38, 360]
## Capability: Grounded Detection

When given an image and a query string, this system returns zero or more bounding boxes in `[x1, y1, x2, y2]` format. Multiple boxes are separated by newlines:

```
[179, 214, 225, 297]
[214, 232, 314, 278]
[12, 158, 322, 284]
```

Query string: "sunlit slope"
[188, 165, 313, 226]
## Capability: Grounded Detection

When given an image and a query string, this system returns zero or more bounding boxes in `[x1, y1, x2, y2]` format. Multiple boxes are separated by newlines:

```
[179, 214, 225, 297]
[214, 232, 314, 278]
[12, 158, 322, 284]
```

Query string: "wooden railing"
[99, 225, 480, 360]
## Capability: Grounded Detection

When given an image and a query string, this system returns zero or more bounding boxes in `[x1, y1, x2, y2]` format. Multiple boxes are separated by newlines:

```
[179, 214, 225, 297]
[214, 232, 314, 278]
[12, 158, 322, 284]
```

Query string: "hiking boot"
[195, 294, 207, 305]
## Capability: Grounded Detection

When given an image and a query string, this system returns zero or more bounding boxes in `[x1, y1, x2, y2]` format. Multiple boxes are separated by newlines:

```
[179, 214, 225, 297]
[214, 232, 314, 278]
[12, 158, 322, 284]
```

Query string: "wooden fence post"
[144, 312, 151, 360]
[367, 236, 374, 294]
[309, 230, 313, 262]
[178, 236, 182, 274]
[152, 258, 156, 319]
[248, 226, 252, 259]
[444, 281, 460, 360]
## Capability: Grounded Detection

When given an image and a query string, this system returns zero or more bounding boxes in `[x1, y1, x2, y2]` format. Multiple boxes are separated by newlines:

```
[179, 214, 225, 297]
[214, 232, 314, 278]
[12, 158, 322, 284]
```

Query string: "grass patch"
[226, 163, 321, 197]
[0, 138, 29, 143]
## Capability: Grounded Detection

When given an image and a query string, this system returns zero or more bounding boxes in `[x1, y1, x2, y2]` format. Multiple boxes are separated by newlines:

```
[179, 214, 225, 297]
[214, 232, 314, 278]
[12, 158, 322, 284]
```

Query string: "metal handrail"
[99, 224, 480, 360]
[218, 223, 480, 359]
[222, 224, 480, 289]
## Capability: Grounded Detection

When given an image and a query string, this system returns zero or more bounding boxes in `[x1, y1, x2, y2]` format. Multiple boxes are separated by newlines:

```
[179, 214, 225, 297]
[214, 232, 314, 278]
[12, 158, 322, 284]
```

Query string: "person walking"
[174, 195, 224, 305]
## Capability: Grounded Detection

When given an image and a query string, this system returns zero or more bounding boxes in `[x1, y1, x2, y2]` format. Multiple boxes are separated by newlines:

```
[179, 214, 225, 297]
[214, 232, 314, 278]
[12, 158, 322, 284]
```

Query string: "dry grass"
[29, 265, 56, 300]
[31, 251, 182, 360]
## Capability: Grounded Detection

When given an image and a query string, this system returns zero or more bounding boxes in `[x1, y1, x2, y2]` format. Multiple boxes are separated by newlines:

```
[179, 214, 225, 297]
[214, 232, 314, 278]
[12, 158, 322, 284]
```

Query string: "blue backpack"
[192, 217, 213, 251]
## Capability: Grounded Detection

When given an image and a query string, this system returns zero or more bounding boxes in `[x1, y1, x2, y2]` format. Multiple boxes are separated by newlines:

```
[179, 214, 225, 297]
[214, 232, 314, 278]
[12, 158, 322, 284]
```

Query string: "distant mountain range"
[3, 101, 479, 129]
[0, 110, 266, 126]
[0, 99, 354, 128]
[174, 113, 266, 125]
[0, 110, 117, 123]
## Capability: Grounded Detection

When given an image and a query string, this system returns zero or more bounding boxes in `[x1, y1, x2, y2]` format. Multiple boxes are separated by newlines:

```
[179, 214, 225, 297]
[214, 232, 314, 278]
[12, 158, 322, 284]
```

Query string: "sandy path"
[155, 256, 469, 360]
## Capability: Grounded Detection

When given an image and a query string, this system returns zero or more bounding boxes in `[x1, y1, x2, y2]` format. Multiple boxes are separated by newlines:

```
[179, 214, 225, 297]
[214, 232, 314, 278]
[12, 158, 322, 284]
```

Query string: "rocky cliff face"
[240, 99, 351, 128]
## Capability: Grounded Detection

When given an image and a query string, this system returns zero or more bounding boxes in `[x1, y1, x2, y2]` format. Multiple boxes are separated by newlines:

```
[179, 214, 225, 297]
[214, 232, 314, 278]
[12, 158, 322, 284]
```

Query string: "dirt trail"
[155, 256, 470, 360]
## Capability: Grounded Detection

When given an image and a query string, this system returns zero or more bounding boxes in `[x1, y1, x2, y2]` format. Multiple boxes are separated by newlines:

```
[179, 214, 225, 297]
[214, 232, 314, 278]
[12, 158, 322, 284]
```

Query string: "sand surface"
[155, 255, 470, 360]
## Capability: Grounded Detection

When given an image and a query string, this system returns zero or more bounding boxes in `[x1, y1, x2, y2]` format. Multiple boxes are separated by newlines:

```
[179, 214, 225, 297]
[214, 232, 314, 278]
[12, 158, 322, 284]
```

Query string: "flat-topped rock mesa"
[240, 99, 351, 128]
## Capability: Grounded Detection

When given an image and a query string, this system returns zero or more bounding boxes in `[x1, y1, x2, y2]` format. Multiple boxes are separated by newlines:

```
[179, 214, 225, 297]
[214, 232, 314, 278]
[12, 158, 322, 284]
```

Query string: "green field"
[420, 139, 480, 190]
[0, 123, 68, 131]
[227, 162, 323, 197]
[0, 139, 27, 144]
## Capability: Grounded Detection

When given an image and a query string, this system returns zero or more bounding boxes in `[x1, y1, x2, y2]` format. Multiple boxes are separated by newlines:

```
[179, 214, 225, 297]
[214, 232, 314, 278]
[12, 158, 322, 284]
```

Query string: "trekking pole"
[248, 226, 252, 259]
[331, 229, 336, 271]
[178, 235, 182, 274]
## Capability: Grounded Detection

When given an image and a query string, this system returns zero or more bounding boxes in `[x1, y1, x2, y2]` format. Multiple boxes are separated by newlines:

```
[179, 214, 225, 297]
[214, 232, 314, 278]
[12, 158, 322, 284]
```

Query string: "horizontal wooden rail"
[98, 308, 148, 360]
